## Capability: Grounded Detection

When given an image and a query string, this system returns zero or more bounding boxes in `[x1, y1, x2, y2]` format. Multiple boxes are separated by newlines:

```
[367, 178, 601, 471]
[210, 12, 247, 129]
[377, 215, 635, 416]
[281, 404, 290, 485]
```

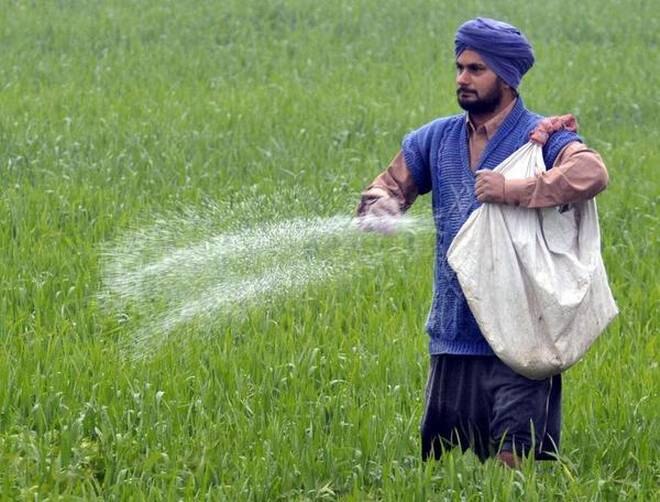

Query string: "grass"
[0, 0, 658, 499]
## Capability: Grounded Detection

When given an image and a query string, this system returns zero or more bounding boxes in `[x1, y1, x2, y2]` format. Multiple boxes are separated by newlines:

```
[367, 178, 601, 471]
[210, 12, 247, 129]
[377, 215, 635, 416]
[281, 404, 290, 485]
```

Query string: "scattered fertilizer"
[99, 205, 431, 358]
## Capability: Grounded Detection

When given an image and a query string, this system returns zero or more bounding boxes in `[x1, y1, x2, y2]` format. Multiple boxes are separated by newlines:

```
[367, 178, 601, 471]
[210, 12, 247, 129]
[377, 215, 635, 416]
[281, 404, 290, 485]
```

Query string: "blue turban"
[455, 17, 535, 89]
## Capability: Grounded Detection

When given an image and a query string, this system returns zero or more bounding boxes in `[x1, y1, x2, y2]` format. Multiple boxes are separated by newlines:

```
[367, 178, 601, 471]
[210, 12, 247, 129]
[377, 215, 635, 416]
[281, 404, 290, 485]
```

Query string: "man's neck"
[469, 93, 517, 129]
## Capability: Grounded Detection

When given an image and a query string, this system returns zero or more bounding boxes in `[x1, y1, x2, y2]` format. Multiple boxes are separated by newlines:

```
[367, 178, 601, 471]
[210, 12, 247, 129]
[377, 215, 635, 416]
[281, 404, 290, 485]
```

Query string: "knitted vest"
[402, 98, 580, 355]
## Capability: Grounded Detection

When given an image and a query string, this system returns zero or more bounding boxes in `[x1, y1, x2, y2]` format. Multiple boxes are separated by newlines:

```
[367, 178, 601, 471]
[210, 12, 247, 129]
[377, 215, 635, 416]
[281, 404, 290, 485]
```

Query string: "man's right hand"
[355, 188, 402, 233]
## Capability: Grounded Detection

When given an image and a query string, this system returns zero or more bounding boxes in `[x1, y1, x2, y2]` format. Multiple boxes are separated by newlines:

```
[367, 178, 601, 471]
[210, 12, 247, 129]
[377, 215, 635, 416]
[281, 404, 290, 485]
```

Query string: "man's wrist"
[362, 187, 391, 200]
[503, 178, 535, 207]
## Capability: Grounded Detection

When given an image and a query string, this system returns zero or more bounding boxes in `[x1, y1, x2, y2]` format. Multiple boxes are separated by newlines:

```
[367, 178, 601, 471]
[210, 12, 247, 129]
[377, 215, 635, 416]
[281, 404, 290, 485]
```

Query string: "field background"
[0, 0, 658, 499]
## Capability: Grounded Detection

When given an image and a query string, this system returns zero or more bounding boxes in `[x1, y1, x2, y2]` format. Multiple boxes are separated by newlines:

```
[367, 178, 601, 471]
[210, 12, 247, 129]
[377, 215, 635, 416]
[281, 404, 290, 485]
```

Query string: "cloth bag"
[447, 142, 618, 379]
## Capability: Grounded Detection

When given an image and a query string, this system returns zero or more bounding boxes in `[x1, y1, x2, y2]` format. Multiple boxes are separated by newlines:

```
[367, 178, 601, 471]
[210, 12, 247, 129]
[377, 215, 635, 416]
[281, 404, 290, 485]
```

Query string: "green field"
[0, 0, 658, 499]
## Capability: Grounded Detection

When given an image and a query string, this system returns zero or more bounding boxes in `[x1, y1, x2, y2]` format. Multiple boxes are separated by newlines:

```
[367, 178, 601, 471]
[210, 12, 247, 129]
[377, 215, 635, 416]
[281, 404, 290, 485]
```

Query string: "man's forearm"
[504, 141, 609, 208]
[361, 150, 419, 212]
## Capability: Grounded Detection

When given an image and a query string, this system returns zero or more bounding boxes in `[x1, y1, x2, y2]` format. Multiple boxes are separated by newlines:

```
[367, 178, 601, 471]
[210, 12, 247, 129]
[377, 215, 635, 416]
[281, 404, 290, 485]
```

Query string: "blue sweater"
[402, 98, 579, 355]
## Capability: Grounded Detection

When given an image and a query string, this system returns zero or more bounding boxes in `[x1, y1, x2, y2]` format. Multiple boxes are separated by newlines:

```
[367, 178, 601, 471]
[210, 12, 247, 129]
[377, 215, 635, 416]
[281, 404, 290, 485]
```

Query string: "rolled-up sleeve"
[362, 150, 419, 211]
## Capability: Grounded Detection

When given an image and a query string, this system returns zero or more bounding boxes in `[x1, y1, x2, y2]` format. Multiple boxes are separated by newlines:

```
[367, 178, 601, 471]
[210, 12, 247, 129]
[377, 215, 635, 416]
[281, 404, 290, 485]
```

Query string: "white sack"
[447, 142, 618, 379]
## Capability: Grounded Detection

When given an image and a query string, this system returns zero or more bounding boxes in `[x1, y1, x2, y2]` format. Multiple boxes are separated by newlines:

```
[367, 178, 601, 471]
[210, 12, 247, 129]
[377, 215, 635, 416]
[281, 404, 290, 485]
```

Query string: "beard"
[457, 84, 503, 115]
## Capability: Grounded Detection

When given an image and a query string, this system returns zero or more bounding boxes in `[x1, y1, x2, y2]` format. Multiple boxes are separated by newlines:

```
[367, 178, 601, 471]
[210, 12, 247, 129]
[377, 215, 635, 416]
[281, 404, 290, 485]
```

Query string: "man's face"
[455, 49, 507, 115]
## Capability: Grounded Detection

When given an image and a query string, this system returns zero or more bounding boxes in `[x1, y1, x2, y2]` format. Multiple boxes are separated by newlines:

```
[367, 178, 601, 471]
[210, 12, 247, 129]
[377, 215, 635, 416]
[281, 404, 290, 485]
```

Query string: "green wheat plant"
[0, 0, 657, 499]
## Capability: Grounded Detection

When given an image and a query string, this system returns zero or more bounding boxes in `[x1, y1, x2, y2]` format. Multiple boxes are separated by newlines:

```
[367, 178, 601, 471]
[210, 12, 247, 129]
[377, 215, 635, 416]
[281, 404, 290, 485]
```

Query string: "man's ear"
[499, 78, 517, 98]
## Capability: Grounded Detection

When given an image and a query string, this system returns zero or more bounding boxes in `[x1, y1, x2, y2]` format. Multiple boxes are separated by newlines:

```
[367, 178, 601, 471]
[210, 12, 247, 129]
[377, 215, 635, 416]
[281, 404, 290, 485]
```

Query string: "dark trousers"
[421, 354, 562, 462]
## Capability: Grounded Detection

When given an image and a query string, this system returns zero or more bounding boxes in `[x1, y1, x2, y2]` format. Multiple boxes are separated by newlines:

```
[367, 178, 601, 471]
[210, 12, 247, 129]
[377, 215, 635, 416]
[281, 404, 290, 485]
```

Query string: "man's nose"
[456, 70, 470, 86]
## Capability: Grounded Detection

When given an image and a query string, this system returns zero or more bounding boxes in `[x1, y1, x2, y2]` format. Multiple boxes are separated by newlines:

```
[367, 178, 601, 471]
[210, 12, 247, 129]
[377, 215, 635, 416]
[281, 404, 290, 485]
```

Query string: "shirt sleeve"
[360, 150, 419, 211]
[503, 141, 609, 208]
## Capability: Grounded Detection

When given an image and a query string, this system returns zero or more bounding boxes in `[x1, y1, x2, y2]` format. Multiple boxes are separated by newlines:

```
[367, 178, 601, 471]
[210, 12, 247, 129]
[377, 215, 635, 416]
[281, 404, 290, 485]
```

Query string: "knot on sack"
[529, 114, 578, 145]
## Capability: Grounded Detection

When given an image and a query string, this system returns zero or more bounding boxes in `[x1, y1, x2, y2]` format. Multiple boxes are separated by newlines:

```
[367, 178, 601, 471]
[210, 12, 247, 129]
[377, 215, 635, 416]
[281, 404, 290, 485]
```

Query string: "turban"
[455, 17, 535, 89]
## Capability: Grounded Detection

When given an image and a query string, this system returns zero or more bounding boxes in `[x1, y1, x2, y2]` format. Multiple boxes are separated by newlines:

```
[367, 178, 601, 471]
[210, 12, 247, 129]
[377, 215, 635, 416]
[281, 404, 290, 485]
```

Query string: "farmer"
[356, 18, 609, 467]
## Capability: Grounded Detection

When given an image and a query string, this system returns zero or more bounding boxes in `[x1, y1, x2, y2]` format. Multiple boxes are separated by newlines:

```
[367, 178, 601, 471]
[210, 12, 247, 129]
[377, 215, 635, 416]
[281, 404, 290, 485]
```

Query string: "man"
[356, 18, 609, 467]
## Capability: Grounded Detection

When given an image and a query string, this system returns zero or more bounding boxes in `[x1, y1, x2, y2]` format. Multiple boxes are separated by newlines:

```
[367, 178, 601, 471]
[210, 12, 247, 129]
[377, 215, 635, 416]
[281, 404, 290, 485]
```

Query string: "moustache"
[457, 87, 477, 96]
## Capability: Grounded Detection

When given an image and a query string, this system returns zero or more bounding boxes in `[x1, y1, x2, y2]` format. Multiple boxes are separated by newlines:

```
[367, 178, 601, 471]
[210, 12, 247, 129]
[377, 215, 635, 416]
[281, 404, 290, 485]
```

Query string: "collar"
[465, 98, 518, 139]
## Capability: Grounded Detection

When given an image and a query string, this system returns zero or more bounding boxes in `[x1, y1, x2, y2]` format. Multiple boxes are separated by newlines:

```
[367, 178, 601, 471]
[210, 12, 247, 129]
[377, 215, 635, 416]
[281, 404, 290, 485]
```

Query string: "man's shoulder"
[418, 113, 464, 131]
[519, 108, 584, 164]
[405, 113, 465, 143]
[518, 107, 581, 133]
[517, 106, 544, 130]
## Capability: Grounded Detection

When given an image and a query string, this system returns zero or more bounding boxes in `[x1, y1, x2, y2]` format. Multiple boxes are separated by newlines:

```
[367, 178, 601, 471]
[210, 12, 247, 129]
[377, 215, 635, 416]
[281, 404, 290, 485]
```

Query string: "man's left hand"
[475, 170, 505, 203]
